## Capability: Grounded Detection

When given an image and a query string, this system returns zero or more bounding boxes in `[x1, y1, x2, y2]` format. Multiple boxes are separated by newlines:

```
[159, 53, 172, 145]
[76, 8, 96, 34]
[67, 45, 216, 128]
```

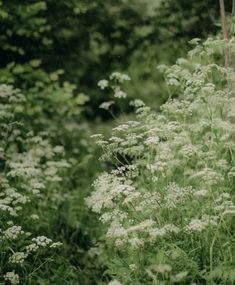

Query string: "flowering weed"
[88, 38, 235, 285]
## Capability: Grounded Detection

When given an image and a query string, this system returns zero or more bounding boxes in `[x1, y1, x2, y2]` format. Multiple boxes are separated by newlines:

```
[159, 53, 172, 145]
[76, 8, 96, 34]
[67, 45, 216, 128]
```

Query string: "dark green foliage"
[0, 0, 223, 116]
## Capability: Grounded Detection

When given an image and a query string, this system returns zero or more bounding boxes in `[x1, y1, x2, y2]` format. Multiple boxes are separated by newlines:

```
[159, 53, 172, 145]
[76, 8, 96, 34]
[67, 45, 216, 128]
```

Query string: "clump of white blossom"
[0, 84, 65, 284]
[98, 72, 131, 111]
[4, 271, 20, 285]
[87, 38, 235, 284]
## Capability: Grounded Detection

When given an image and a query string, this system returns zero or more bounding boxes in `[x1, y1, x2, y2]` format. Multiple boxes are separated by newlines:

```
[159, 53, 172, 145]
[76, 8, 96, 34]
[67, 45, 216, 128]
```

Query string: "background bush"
[0, 0, 223, 114]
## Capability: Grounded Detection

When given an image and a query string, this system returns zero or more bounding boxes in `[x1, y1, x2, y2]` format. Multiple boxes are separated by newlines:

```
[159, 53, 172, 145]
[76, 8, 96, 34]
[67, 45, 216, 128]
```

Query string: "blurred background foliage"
[0, 0, 224, 117]
[0, 0, 230, 284]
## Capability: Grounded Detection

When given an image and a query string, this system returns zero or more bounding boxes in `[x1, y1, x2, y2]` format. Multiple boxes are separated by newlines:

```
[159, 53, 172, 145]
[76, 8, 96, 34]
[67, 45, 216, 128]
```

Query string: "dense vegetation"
[0, 1, 234, 284]
[88, 38, 235, 284]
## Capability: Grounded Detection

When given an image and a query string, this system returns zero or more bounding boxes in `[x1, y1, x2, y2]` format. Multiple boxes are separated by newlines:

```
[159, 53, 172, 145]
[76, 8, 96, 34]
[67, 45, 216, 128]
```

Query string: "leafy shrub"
[0, 0, 222, 116]
[87, 37, 235, 284]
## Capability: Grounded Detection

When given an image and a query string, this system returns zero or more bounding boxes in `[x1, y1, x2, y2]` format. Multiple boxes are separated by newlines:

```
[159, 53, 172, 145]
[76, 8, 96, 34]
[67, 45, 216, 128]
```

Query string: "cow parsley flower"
[114, 89, 127, 98]
[110, 72, 130, 83]
[186, 215, 217, 232]
[32, 236, 52, 247]
[4, 226, 24, 240]
[98, 79, 109, 89]
[129, 264, 137, 271]
[88, 38, 235, 284]
[4, 271, 20, 285]
[129, 99, 145, 108]
[9, 252, 28, 264]
[99, 101, 115, 110]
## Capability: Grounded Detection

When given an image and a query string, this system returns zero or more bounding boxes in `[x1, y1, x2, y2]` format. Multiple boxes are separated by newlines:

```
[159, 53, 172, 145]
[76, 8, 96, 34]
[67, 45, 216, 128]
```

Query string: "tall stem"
[232, 0, 235, 15]
[219, 0, 233, 94]
[220, 0, 230, 42]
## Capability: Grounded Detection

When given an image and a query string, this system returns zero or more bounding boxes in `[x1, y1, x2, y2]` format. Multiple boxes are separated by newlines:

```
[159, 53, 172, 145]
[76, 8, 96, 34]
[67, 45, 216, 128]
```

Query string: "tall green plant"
[88, 37, 235, 285]
[0, 84, 74, 284]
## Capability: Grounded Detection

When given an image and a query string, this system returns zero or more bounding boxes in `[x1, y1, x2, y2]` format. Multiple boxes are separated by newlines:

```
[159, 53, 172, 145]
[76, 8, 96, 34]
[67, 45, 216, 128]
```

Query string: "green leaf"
[75, 93, 90, 105]
[29, 59, 42, 68]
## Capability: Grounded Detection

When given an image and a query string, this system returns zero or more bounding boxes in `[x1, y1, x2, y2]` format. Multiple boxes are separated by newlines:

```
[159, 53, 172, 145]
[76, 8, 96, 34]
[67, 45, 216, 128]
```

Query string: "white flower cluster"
[186, 215, 217, 232]
[97, 72, 130, 103]
[4, 226, 24, 240]
[98, 79, 109, 89]
[24, 236, 62, 254]
[0, 84, 66, 282]
[9, 252, 28, 264]
[109, 72, 130, 83]
[88, 38, 235, 284]
[4, 271, 20, 285]
[113, 87, 127, 98]
[99, 101, 115, 110]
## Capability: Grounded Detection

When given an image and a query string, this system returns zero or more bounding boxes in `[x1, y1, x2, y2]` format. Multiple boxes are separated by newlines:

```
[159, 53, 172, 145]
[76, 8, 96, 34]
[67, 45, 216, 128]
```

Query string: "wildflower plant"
[98, 72, 131, 115]
[0, 84, 69, 284]
[87, 38, 235, 285]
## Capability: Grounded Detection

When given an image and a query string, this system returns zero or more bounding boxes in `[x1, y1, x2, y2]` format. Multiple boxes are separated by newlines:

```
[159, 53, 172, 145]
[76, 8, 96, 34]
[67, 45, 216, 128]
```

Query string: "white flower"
[157, 64, 167, 73]
[32, 236, 52, 247]
[179, 144, 197, 158]
[53, 145, 64, 154]
[129, 237, 143, 248]
[186, 219, 206, 232]
[186, 216, 217, 232]
[113, 124, 129, 131]
[149, 224, 180, 240]
[99, 101, 115, 110]
[110, 72, 130, 83]
[106, 221, 128, 239]
[4, 226, 24, 240]
[4, 271, 20, 285]
[9, 252, 28, 264]
[30, 214, 39, 220]
[144, 136, 159, 146]
[98, 79, 109, 89]
[167, 78, 180, 86]
[129, 99, 145, 108]
[26, 243, 39, 253]
[90, 133, 103, 139]
[129, 264, 137, 271]
[114, 89, 127, 98]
